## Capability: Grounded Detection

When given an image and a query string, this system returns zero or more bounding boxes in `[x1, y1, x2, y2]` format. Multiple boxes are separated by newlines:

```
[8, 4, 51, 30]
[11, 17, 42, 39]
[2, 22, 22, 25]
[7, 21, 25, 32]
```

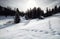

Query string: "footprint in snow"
[52, 31, 56, 33]
[44, 31, 49, 34]
[34, 30, 38, 32]
[39, 30, 43, 32]
[50, 31, 57, 35]
[31, 30, 34, 31]
[57, 33, 60, 35]
[31, 29, 38, 32]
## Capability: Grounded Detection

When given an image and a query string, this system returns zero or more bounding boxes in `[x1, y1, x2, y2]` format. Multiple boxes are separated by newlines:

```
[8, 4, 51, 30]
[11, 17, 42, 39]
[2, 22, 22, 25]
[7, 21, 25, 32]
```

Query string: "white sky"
[0, 0, 60, 12]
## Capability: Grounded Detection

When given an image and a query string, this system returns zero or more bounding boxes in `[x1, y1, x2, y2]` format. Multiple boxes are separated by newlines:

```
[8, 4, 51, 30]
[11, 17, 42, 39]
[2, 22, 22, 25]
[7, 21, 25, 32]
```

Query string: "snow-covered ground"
[0, 16, 14, 29]
[0, 13, 60, 39]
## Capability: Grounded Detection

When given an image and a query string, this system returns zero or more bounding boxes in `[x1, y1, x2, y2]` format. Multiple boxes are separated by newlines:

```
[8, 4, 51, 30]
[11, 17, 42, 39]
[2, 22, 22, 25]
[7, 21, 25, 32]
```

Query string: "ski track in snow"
[0, 13, 60, 39]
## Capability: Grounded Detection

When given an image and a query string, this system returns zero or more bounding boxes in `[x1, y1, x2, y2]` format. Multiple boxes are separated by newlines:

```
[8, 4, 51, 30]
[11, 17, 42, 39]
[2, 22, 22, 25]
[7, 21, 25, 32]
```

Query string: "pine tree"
[14, 8, 20, 23]
[54, 5, 58, 13]
[58, 6, 60, 12]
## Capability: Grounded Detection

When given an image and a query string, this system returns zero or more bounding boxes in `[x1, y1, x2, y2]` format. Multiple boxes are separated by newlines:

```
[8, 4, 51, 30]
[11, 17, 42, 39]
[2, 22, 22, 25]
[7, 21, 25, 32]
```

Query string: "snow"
[0, 16, 14, 29]
[0, 13, 60, 39]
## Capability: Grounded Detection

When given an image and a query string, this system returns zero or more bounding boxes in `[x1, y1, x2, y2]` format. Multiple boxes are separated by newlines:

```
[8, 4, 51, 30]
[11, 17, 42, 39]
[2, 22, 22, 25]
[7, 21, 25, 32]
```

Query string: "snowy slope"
[0, 13, 60, 39]
[0, 16, 14, 29]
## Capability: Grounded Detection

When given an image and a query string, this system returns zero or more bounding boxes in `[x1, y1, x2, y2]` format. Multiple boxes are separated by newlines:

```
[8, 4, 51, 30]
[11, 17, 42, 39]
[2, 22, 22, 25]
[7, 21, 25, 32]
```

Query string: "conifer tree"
[14, 8, 20, 23]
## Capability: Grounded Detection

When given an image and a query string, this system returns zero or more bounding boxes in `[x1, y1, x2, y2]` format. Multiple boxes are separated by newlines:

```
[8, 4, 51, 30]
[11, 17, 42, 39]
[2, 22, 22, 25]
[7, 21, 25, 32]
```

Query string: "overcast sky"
[0, 0, 60, 12]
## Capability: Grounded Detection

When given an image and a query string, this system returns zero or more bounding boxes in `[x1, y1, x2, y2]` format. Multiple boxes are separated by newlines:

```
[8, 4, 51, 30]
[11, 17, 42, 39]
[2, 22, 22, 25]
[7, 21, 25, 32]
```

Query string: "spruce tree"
[14, 8, 20, 23]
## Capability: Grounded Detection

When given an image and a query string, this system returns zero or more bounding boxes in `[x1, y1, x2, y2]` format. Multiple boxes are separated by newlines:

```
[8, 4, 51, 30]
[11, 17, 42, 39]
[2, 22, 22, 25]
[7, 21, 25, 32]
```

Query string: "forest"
[0, 5, 60, 20]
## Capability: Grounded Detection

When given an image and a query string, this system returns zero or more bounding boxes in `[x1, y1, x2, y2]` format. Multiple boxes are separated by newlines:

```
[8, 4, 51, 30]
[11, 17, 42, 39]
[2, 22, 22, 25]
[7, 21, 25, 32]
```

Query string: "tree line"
[44, 5, 60, 17]
[0, 6, 24, 17]
[25, 7, 44, 20]
[0, 5, 60, 19]
[25, 5, 60, 19]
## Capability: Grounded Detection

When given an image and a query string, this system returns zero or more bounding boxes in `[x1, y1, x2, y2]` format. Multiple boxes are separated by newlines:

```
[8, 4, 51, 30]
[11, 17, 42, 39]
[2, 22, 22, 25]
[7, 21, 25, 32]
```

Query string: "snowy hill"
[0, 13, 60, 39]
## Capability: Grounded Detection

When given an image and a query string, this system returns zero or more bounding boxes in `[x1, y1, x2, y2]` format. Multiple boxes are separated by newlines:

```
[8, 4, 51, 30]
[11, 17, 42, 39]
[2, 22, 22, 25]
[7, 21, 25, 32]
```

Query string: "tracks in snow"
[18, 29, 60, 36]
